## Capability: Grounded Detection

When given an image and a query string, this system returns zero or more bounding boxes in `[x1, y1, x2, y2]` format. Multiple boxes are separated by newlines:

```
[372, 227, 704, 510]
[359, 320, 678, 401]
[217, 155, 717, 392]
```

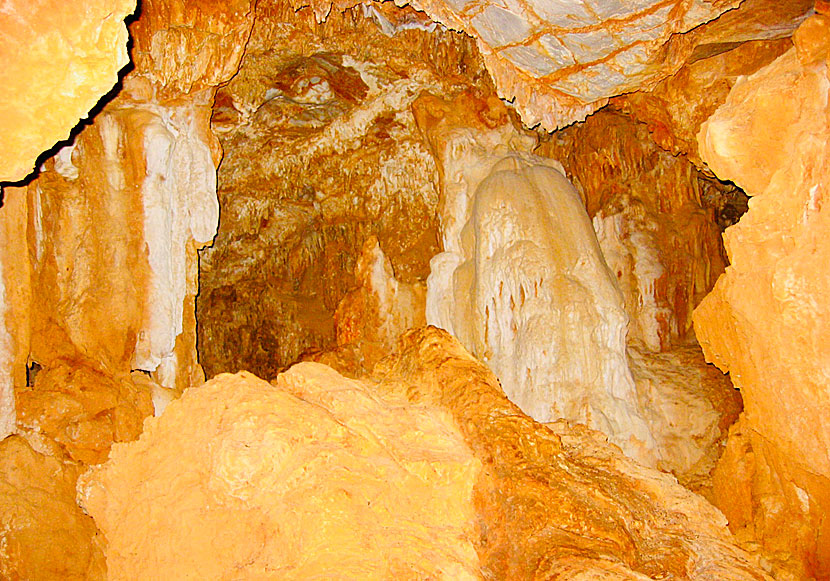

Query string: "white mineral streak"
[0, 255, 15, 439]
[133, 104, 218, 375]
[426, 125, 657, 465]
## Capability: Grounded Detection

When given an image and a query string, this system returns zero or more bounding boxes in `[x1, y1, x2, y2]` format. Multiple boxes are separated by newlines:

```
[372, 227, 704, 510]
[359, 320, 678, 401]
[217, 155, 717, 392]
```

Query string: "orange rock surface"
[80, 327, 769, 579]
[407, 0, 743, 130]
[197, 3, 487, 379]
[79, 365, 483, 579]
[694, 14, 830, 579]
[538, 108, 727, 351]
[0, 0, 136, 182]
[0, 435, 104, 580]
[376, 328, 765, 579]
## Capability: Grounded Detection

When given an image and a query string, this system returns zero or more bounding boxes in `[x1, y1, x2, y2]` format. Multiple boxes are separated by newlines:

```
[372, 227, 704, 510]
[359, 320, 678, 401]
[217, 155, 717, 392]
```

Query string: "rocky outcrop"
[0, 0, 135, 182]
[78, 364, 483, 580]
[80, 327, 769, 580]
[694, 13, 830, 579]
[376, 328, 766, 579]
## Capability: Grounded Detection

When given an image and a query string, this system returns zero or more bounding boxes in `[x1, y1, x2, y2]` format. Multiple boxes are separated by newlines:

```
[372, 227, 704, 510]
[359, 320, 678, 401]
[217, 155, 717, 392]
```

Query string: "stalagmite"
[418, 94, 656, 465]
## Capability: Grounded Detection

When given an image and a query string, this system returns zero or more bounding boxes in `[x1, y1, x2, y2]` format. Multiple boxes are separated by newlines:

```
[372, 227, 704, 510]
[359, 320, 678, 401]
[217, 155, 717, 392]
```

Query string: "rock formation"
[0, 0, 827, 578]
[79, 361, 482, 579]
[80, 327, 770, 580]
[197, 4, 485, 379]
[694, 12, 830, 578]
[418, 93, 656, 465]
[0, 0, 136, 182]
[538, 108, 728, 352]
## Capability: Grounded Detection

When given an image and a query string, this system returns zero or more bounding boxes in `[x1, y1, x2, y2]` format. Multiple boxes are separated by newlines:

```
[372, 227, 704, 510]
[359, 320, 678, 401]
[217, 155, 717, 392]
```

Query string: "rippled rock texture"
[80, 327, 769, 580]
[694, 13, 830, 579]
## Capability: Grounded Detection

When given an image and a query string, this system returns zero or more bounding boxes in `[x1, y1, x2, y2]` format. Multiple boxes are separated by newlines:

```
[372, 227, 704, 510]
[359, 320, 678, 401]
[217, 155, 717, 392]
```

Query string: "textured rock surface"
[310, 236, 426, 376]
[80, 327, 769, 580]
[0, 0, 135, 182]
[694, 14, 830, 579]
[0, 435, 104, 580]
[79, 365, 482, 580]
[198, 3, 487, 379]
[615, 0, 811, 166]
[538, 109, 727, 351]
[629, 343, 741, 495]
[407, 0, 743, 131]
[0, 189, 29, 440]
[373, 327, 768, 579]
[419, 93, 656, 465]
[15, 361, 153, 466]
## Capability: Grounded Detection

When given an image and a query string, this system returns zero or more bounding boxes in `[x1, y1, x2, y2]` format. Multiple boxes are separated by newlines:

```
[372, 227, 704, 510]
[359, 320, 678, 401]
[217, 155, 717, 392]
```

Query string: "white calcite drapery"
[133, 102, 219, 385]
[423, 114, 656, 465]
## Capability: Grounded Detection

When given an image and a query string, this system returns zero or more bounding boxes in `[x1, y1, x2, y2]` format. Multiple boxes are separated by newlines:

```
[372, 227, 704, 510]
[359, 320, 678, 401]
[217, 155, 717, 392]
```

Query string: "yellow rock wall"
[0, 0, 136, 182]
[694, 13, 830, 579]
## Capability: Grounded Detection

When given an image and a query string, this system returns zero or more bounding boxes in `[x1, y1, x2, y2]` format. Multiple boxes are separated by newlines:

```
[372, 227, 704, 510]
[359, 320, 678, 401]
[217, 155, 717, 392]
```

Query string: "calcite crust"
[79, 365, 482, 580]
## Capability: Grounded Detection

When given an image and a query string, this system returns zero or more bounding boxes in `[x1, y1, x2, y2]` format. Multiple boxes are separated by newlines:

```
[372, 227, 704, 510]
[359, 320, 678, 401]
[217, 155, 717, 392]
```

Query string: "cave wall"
[693, 12, 830, 577]
[538, 108, 728, 352]
[0, 0, 136, 183]
[0, 1, 828, 579]
[196, 2, 491, 380]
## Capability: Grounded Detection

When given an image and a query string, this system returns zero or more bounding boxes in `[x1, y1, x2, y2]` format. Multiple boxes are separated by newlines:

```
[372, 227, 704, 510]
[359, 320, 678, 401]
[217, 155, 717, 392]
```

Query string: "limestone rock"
[418, 93, 656, 465]
[616, 38, 791, 168]
[78, 366, 482, 580]
[16, 360, 153, 465]
[406, 0, 742, 130]
[373, 327, 770, 579]
[538, 109, 727, 351]
[17, 80, 218, 393]
[0, 0, 135, 182]
[312, 236, 426, 375]
[128, 0, 256, 94]
[629, 343, 742, 495]
[0, 435, 104, 580]
[0, 188, 30, 440]
[197, 5, 486, 379]
[694, 14, 830, 578]
[79, 327, 769, 579]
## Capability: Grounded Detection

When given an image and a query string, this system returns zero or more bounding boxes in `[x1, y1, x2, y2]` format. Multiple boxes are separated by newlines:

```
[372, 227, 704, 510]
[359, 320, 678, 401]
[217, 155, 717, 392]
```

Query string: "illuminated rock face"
[694, 14, 830, 579]
[418, 95, 656, 465]
[79, 365, 483, 580]
[197, 5, 486, 380]
[0, 436, 104, 580]
[407, 0, 743, 131]
[80, 328, 770, 580]
[0, 0, 136, 182]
